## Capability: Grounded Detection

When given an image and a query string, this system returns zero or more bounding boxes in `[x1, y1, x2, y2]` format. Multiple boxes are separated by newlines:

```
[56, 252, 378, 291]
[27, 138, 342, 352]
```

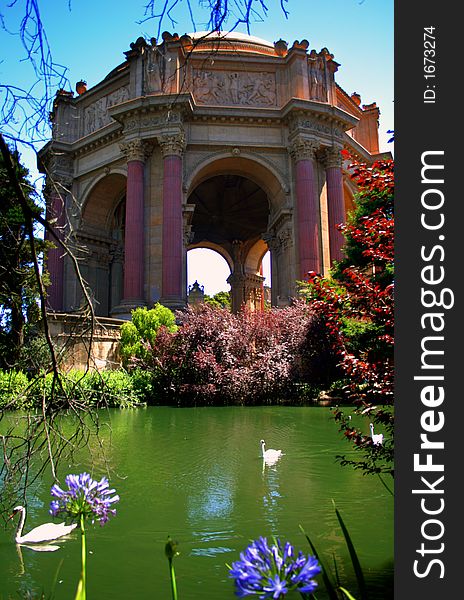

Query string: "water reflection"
[188, 472, 233, 521]
[0, 407, 393, 599]
[261, 457, 283, 532]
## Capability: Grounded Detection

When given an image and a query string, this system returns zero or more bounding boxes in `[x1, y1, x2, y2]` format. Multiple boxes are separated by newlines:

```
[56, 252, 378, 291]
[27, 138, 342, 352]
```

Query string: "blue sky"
[1, 0, 393, 149]
[1, 0, 393, 294]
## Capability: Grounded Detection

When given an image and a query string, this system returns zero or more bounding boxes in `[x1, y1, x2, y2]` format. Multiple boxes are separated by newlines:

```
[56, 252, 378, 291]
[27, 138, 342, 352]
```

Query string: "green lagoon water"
[0, 406, 393, 599]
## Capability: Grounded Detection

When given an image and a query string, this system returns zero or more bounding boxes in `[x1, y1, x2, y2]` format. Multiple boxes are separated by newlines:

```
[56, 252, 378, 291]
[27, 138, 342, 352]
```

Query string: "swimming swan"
[8, 505, 77, 545]
[369, 423, 384, 446]
[260, 439, 283, 463]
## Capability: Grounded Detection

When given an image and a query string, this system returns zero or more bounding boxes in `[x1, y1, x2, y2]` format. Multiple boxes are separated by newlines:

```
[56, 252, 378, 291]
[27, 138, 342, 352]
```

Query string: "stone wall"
[47, 313, 123, 371]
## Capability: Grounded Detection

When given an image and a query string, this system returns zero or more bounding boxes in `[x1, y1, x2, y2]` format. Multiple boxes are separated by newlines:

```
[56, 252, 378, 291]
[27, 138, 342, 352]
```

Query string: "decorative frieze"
[121, 110, 181, 135]
[289, 115, 343, 140]
[191, 69, 277, 107]
[83, 86, 130, 135]
[123, 116, 161, 133]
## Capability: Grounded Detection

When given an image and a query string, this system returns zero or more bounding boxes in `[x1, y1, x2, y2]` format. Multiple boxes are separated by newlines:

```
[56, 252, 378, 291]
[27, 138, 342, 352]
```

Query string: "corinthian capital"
[323, 146, 343, 169]
[158, 132, 186, 158]
[119, 139, 153, 162]
[288, 137, 319, 162]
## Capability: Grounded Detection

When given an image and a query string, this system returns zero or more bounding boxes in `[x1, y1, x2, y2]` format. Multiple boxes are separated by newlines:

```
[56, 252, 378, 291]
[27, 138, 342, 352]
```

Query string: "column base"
[159, 296, 186, 312]
[110, 299, 146, 321]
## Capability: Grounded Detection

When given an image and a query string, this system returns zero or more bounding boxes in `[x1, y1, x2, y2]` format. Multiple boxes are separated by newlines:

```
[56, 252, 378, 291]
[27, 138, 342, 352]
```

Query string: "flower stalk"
[49, 473, 119, 600]
[165, 536, 179, 600]
[75, 514, 87, 600]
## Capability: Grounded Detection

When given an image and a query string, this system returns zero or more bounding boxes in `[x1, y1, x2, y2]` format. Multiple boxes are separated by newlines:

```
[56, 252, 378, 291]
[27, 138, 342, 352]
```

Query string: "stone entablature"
[39, 31, 385, 320]
[46, 32, 373, 153]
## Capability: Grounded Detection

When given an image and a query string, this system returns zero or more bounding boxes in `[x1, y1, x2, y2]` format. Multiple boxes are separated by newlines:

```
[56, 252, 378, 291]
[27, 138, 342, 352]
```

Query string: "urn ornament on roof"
[76, 80, 87, 95]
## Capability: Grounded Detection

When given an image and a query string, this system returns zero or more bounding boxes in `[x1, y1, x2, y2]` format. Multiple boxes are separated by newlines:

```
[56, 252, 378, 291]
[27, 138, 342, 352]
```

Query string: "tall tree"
[0, 144, 44, 367]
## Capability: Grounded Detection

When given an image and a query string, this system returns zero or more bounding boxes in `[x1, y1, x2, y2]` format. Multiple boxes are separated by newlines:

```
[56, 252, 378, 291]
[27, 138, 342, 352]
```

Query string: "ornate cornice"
[158, 132, 186, 158]
[119, 139, 153, 162]
[73, 127, 122, 157]
[40, 148, 74, 189]
[288, 137, 319, 162]
[43, 178, 73, 200]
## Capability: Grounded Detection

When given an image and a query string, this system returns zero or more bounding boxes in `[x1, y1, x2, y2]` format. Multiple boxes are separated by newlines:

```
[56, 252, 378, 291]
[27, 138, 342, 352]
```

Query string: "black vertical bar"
[395, 1, 459, 598]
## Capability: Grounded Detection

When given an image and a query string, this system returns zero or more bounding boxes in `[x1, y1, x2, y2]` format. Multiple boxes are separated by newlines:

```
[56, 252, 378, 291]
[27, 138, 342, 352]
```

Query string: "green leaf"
[332, 501, 367, 600]
[74, 576, 86, 600]
[339, 586, 357, 600]
[299, 525, 339, 600]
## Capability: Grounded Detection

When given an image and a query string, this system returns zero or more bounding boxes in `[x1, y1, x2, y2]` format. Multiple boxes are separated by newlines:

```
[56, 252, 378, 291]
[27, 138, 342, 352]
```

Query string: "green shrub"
[130, 368, 159, 405]
[18, 333, 53, 374]
[0, 368, 143, 410]
[341, 317, 386, 358]
[0, 370, 30, 409]
[88, 369, 143, 408]
[120, 304, 177, 366]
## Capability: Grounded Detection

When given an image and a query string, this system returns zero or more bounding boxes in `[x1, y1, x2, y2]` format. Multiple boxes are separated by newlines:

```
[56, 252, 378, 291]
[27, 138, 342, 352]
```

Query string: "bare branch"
[140, 0, 288, 38]
[1, 0, 69, 144]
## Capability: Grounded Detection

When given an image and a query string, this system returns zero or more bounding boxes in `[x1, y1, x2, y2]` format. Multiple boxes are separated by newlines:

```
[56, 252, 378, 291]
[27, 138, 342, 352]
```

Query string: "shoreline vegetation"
[0, 366, 354, 410]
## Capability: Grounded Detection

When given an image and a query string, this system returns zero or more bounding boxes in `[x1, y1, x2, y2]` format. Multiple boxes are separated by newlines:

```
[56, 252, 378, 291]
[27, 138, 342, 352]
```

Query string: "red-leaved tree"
[129, 301, 340, 406]
[301, 157, 394, 477]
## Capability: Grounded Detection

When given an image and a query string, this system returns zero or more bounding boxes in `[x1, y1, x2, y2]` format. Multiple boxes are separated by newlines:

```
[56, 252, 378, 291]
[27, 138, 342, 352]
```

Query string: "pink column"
[325, 148, 345, 264]
[119, 139, 151, 309]
[45, 190, 66, 311]
[291, 139, 321, 277]
[123, 159, 145, 302]
[160, 133, 185, 306]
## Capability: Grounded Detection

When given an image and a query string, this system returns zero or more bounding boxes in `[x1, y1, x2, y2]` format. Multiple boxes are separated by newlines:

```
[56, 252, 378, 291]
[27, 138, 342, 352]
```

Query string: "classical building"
[39, 31, 384, 317]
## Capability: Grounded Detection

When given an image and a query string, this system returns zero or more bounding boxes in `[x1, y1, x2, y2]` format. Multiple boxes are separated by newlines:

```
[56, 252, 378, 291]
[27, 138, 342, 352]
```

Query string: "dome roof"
[189, 31, 274, 48]
[186, 31, 276, 55]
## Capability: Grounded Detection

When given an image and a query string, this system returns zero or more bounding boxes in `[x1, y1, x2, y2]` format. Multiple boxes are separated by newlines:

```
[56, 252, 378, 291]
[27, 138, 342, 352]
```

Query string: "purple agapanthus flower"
[50, 473, 119, 526]
[229, 537, 321, 598]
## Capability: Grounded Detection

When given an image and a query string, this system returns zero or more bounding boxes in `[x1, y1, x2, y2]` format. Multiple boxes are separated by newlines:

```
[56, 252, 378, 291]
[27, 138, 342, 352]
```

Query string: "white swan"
[369, 423, 384, 446]
[260, 440, 283, 464]
[9, 505, 77, 545]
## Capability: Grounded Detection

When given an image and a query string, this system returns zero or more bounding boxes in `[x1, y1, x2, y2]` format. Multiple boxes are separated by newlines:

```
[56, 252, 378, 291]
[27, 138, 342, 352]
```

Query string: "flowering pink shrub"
[130, 302, 339, 406]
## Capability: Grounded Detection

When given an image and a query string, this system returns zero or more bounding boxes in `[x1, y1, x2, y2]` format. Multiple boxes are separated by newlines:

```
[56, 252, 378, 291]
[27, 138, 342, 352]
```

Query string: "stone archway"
[187, 174, 269, 312]
[76, 173, 126, 316]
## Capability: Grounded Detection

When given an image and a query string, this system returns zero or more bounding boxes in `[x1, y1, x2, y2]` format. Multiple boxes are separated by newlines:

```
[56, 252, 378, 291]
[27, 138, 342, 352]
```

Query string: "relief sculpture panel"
[83, 86, 130, 135]
[191, 69, 277, 107]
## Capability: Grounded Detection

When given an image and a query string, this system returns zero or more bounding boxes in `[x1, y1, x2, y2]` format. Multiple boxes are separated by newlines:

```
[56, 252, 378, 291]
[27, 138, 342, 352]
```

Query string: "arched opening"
[109, 197, 125, 313]
[261, 250, 271, 307]
[187, 247, 231, 297]
[186, 248, 271, 309]
[74, 173, 126, 316]
[187, 173, 270, 312]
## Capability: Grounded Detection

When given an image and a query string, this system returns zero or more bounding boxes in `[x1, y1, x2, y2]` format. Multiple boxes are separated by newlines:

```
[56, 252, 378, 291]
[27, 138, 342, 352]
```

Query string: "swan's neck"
[15, 507, 26, 542]
[261, 443, 266, 457]
[370, 424, 374, 435]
